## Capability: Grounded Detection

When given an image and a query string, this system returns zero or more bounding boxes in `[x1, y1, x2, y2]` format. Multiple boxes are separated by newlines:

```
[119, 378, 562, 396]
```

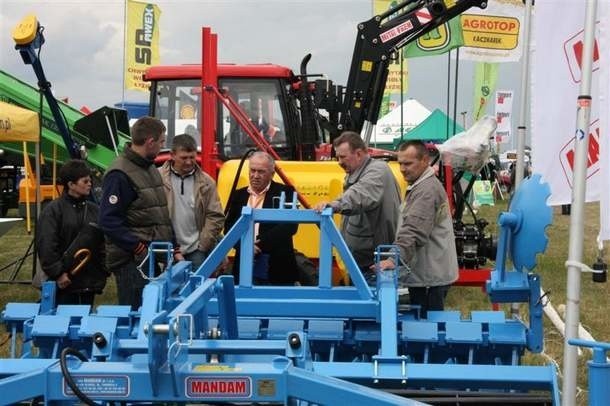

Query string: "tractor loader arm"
[317, 0, 487, 143]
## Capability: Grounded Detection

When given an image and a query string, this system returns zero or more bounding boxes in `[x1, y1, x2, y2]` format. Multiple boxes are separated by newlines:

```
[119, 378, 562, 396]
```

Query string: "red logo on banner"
[559, 120, 600, 187]
[563, 24, 601, 84]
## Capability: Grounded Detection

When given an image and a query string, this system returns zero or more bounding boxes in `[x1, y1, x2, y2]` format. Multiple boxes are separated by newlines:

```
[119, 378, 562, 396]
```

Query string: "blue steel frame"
[0, 193, 559, 404]
[569, 339, 610, 406]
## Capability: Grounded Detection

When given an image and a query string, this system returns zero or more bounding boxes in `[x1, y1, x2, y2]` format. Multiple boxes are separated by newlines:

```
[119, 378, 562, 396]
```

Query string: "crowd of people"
[35, 116, 458, 317]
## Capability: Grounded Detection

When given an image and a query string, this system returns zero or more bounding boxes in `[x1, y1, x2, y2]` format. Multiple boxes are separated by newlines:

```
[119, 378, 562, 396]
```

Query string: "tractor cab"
[145, 64, 304, 163]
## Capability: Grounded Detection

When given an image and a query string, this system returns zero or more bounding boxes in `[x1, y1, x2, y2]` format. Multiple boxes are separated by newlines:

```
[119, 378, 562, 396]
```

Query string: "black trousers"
[56, 290, 95, 306]
[408, 284, 451, 319]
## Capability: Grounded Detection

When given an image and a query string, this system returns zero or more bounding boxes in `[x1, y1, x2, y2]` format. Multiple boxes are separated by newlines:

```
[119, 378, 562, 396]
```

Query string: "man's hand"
[254, 240, 262, 256]
[173, 246, 184, 262]
[56, 273, 71, 290]
[313, 201, 339, 213]
[371, 258, 395, 272]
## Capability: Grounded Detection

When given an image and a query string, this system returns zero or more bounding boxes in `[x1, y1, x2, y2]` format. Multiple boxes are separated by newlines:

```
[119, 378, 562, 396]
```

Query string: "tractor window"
[218, 78, 288, 159]
[152, 78, 290, 158]
[153, 79, 201, 148]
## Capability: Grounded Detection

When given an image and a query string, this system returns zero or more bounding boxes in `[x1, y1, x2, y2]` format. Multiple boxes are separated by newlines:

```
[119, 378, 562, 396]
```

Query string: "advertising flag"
[494, 90, 513, 145]
[374, 0, 408, 97]
[382, 54, 408, 96]
[532, 0, 610, 241]
[472, 62, 499, 121]
[458, 0, 524, 62]
[404, 17, 464, 58]
[125, 0, 161, 91]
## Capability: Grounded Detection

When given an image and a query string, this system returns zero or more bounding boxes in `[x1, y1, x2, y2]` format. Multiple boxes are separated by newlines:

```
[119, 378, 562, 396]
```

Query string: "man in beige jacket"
[159, 134, 225, 270]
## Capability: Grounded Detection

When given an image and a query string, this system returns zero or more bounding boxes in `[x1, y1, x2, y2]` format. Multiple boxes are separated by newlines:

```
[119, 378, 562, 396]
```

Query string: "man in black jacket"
[224, 152, 299, 285]
[36, 160, 107, 305]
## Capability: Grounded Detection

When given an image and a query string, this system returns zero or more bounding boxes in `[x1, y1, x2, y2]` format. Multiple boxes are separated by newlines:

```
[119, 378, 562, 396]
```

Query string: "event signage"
[185, 376, 251, 398]
[459, 0, 525, 62]
[125, 0, 161, 91]
[532, 0, 610, 240]
[494, 90, 513, 144]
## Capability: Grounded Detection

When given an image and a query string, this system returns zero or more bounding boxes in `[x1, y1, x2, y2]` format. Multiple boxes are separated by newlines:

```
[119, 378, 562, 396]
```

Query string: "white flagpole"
[514, 0, 533, 189]
[509, 0, 533, 318]
[121, 0, 127, 107]
[562, 0, 598, 403]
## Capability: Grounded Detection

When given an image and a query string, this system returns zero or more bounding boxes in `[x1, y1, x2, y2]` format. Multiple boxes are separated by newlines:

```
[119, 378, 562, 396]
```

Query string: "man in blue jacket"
[99, 116, 183, 310]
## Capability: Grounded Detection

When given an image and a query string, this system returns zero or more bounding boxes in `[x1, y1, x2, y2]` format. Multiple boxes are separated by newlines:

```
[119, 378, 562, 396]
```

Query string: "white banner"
[494, 90, 513, 144]
[458, 0, 525, 62]
[532, 1, 600, 202]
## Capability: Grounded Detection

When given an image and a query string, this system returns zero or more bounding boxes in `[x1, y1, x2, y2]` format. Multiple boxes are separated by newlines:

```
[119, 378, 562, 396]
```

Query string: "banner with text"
[383, 54, 408, 95]
[459, 0, 524, 62]
[374, 0, 408, 119]
[494, 90, 513, 145]
[532, 0, 609, 240]
[125, 0, 161, 91]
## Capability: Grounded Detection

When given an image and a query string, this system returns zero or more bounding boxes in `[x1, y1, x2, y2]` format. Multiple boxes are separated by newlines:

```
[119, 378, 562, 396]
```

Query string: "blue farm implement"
[1, 175, 561, 405]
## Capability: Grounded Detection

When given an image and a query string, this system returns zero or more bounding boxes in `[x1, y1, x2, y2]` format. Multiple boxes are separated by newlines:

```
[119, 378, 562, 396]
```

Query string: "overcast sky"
[1, 0, 523, 131]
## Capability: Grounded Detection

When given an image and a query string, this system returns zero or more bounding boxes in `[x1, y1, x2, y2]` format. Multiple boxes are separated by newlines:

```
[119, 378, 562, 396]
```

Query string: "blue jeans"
[114, 260, 148, 311]
[113, 257, 162, 311]
[184, 249, 207, 271]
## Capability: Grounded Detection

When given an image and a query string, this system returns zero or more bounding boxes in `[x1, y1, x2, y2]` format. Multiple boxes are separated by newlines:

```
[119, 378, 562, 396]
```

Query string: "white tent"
[371, 99, 431, 146]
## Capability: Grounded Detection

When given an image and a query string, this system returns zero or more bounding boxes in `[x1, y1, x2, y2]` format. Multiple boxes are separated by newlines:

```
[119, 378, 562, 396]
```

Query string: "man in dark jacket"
[99, 116, 183, 310]
[36, 159, 107, 305]
[224, 151, 299, 285]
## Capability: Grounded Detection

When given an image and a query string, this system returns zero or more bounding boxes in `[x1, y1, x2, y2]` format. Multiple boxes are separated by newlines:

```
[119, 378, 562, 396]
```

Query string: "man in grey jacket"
[377, 140, 458, 318]
[315, 131, 400, 278]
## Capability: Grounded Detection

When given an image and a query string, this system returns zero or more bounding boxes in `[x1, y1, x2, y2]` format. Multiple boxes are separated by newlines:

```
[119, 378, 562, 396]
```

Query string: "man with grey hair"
[315, 131, 400, 279]
[159, 134, 224, 269]
[224, 151, 299, 285]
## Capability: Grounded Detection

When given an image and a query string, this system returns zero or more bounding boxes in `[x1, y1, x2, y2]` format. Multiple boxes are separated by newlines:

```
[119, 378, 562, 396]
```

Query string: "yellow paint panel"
[193, 364, 241, 372]
[217, 160, 406, 261]
[462, 31, 519, 50]
[361, 60, 373, 72]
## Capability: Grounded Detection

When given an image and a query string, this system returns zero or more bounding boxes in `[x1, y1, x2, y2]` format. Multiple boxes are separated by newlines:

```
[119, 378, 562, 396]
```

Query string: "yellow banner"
[0, 101, 39, 142]
[125, 0, 161, 91]
[461, 14, 520, 50]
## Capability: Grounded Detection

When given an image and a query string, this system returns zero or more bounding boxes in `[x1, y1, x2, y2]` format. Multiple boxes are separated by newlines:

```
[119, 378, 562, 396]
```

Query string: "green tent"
[393, 109, 464, 148]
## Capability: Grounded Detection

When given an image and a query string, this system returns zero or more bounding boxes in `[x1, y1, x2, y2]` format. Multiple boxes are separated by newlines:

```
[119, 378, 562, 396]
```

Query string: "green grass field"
[0, 201, 608, 405]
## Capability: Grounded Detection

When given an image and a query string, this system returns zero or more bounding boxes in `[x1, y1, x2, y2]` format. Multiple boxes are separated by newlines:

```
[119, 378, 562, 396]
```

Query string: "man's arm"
[98, 171, 140, 252]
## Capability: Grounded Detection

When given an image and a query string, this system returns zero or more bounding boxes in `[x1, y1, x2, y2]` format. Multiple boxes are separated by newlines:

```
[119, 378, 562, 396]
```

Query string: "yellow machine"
[217, 159, 406, 285]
